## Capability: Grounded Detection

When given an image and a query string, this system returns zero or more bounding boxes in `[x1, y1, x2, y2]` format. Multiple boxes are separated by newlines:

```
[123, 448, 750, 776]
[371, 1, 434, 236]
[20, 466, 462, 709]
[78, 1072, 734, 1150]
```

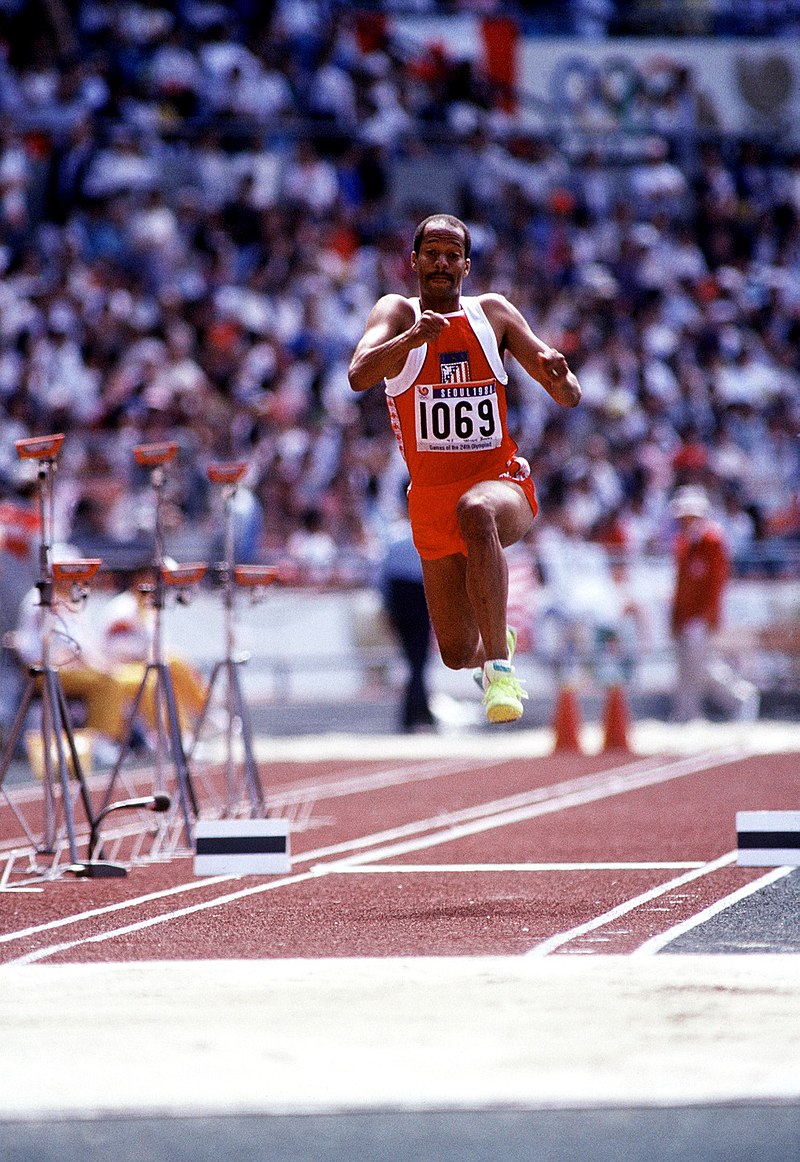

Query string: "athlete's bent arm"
[482, 294, 581, 408]
[348, 296, 451, 393]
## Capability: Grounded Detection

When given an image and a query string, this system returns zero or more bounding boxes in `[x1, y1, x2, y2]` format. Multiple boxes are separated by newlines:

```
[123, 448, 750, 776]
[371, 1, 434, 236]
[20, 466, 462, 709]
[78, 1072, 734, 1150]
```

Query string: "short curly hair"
[413, 214, 471, 259]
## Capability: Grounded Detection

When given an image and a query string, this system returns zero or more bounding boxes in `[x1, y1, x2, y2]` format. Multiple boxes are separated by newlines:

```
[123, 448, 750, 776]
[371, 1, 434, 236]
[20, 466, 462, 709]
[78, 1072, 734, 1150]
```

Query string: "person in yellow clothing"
[99, 567, 207, 739]
[14, 561, 207, 750]
[14, 566, 136, 746]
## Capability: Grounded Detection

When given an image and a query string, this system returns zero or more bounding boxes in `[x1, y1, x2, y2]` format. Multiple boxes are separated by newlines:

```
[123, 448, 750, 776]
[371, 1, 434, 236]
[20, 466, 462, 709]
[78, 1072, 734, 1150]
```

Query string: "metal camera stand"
[188, 462, 273, 818]
[0, 434, 163, 881]
[99, 442, 202, 850]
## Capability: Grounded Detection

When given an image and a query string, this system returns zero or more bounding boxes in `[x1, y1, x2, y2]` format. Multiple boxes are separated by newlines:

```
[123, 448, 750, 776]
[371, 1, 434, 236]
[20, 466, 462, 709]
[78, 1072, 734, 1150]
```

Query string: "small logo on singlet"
[440, 351, 470, 383]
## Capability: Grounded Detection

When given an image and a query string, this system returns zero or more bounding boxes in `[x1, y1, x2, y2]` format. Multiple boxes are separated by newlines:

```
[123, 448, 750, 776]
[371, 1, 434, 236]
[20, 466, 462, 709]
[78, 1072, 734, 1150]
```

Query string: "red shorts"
[407, 459, 538, 561]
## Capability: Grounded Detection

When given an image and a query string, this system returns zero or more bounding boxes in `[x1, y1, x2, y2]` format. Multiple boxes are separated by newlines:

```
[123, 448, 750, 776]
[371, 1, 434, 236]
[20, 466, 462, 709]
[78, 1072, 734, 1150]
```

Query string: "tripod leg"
[100, 663, 155, 812]
[156, 662, 198, 834]
[228, 659, 266, 816]
[0, 673, 38, 792]
[186, 661, 224, 760]
[43, 668, 83, 866]
[222, 658, 237, 815]
[38, 673, 59, 852]
[54, 673, 97, 831]
[189, 659, 249, 817]
[0, 674, 47, 849]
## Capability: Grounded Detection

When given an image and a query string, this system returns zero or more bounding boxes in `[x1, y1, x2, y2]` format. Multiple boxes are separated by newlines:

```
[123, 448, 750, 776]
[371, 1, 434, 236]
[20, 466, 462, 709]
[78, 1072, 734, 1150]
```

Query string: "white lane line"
[7, 869, 326, 965]
[0, 750, 533, 884]
[0, 756, 475, 863]
[631, 865, 797, 955]
[4, 750, 742, 964]
[315, 748, 746, 870]
[526, 852, 739, 957]
[0, 753, 683, 945]
[4, 756, 458, 809]
[2, 854, 730, 968]
[292, 754, 674, 864]
[0, 755, 511, 932]
[264, 756, 483, 807]
[0, 875, 235, 946]
[328, 862, 707, 873]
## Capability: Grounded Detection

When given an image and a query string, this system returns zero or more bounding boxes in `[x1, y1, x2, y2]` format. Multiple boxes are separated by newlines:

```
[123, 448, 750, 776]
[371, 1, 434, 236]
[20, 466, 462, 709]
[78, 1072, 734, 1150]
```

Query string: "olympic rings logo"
[549, 55, 648, 118]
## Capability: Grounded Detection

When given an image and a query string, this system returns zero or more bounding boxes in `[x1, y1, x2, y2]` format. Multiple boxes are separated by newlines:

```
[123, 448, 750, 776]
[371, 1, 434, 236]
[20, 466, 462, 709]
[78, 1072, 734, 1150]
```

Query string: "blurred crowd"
[0, 0, 798, 590]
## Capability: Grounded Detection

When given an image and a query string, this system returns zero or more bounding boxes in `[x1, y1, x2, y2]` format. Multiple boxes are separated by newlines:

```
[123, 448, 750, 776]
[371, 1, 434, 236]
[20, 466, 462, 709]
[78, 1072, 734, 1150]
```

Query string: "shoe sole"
[486, 701, 523, 724]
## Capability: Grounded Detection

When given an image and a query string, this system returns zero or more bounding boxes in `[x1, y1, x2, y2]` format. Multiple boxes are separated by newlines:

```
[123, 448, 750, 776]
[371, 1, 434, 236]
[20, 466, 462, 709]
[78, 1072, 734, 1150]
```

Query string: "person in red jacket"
[669, 486, 759, 723]
[348, 213, 581, 724]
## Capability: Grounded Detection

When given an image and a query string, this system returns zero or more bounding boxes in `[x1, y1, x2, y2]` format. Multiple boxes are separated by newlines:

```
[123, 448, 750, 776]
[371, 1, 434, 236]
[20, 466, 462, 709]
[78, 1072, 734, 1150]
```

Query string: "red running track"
[1, 743, 797, 965]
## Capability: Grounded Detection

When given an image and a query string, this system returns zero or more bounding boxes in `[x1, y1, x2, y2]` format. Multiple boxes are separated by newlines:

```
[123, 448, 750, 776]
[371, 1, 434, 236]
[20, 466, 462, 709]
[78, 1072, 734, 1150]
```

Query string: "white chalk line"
[0, 753, 496, 869]
[0, 874, 234, 947]
[3, 747, 747, 965]
[631, 865, 797, 955]
[294, 752, 675, 865]
[6, 869, 326, 965]
[525, 852, 741, 956]
[329, 862, 707, 873]
[0, 752, 674, 946]
[313, 747, 746, 870]
[263, 754, 486, 808]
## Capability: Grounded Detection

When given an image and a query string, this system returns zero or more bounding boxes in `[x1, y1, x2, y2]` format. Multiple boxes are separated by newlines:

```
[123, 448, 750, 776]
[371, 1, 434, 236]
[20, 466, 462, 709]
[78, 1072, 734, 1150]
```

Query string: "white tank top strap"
[461, 296, 508, 384]
[384, 299, 425, 398]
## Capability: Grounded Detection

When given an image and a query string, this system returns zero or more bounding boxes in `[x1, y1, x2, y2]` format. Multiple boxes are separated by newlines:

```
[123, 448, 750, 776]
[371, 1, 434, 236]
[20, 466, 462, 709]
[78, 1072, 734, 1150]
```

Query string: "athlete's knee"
[435, 628, 479, 670]
[455, 492, 497, 543]
[439, 642, 475, 670]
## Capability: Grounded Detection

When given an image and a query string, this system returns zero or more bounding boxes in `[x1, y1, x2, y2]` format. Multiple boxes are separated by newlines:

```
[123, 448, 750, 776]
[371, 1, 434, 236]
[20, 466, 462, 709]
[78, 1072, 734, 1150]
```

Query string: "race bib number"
[415, 380, 501, 453]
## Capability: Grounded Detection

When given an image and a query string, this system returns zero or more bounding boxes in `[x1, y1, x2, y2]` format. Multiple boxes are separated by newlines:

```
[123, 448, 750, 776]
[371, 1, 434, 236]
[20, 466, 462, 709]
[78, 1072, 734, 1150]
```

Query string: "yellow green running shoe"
[473, 627, 518, 691]
[483, 663, 528, 724]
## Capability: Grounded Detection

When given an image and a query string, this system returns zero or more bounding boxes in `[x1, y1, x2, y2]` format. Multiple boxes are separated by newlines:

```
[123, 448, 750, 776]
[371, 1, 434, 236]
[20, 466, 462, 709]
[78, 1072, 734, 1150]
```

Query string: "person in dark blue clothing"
[379, 510, 436, 733]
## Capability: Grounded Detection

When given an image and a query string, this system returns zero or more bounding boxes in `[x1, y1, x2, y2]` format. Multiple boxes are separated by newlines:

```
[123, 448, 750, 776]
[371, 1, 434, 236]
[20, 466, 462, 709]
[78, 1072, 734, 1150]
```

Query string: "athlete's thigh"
[457, 479, 534, 548]
[420, 552, 479, 659]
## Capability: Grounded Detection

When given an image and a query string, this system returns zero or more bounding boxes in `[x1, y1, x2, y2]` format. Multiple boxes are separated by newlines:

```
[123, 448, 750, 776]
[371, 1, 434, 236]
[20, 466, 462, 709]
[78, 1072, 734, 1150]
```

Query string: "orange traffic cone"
[552, 684, 582, 753]
[601, 683, 631, 752]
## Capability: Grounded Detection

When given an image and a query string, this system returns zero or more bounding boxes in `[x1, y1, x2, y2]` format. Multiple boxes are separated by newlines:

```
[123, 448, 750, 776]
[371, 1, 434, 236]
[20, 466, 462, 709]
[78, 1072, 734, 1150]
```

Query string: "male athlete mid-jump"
[349, 214, 581, 723]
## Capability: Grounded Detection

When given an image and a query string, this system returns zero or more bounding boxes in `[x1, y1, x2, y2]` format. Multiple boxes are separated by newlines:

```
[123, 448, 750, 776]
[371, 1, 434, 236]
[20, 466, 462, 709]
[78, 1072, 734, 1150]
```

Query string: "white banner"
[516, 38, 800, 141]
[392, 20, 800, 143]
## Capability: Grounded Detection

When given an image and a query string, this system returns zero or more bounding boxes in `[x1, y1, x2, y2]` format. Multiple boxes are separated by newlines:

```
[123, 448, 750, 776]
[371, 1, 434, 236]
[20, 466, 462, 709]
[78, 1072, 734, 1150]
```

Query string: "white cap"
[670, 486, 711, 519]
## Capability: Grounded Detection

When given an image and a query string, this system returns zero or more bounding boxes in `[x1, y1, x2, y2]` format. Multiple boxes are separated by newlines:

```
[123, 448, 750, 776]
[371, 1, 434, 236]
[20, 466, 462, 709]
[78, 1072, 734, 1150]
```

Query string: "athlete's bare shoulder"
[369, 293, 417, 327]
[473, 292, 520, 348]
[475, 291, 516, 320]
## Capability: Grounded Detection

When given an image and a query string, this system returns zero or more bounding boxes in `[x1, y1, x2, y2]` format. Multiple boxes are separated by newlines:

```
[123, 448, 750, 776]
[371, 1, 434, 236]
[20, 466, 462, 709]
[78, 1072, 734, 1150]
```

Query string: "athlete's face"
[411, 226, 470, 306]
